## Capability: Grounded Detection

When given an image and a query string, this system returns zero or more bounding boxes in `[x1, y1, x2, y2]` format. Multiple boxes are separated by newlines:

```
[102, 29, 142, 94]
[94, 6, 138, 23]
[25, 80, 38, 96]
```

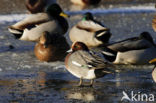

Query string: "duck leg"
[89, 79, 94, 87]
[78, 77, 83, 86]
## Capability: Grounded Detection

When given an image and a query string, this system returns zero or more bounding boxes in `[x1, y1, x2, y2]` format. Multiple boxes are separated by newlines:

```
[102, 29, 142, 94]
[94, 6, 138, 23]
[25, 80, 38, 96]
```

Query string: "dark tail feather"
[8, 27, 23, 39]
[95, 29, 112, 43]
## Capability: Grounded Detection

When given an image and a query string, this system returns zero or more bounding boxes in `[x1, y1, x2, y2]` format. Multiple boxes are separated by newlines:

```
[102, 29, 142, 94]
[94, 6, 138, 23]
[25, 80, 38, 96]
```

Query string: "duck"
[25, 0, 57, 14]
[102, 32, 156, 65]
[34, 31, 69, 62]
[70, 0, 101, 7]
[152, 15, 156, 32]
[69, 12, 111, 48]
[65, 42, 115, 87]
[8, 3, 69, 42]
[149, 58, 156, 83]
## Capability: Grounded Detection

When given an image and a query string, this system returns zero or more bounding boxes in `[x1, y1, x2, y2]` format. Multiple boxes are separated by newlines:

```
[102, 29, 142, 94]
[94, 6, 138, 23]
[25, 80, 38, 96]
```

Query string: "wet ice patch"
[0, 5, 155, 23]
[0, 14, 27, 23]
[67, 5, 156, 15]
[53, 65, 66, 71]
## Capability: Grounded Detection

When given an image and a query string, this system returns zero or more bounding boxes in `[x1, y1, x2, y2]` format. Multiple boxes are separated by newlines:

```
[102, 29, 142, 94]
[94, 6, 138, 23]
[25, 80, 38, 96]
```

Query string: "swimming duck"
[69, 12, 111, 48]
[149, 58, 156, 82]
[152, 15, 156, 32]
[70, 0, 101, 7]
[8, 3, 69, 42]
[25, 0, 56, 13]
[34, 31, 69, 62]
[103, 32, 156, 65]
[65, 42, 115, 86]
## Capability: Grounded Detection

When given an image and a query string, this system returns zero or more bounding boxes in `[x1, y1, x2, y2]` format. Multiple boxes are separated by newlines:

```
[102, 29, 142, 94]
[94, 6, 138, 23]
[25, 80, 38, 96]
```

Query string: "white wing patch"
[72, 61, 93, 68]
[72, 61, 82, 67]
[96, 31, 106, 37]
[102, 51, 115, 56]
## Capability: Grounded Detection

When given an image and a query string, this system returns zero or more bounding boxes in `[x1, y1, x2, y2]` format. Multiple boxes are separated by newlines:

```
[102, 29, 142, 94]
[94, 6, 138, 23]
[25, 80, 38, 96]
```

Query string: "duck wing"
[107, 37, 152, 52]
[72, 50, 114, 70]
[9, 13, 50, 31]
[76, 20, 108, 32]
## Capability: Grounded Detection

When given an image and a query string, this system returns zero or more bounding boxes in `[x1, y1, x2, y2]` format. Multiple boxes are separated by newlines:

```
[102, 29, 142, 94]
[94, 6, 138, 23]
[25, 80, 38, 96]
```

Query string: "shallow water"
[0, 0, 156, 103]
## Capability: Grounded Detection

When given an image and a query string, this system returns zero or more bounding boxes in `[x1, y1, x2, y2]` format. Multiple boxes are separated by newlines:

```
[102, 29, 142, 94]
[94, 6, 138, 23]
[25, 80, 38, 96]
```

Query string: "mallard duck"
[65, 42, 114, 86]
[70, 0, 101, 7]
[149, 58, 156, 82]
[102, 32, 156, 64]
[8, 3, 69, 42]
[25, 0, 57, 13]
[69, 12, 111, 48]
[34, 31, 69, 62]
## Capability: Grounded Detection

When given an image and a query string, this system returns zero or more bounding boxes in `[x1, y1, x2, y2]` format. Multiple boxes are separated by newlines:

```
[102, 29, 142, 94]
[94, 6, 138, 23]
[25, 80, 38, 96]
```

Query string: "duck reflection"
[65, 87, 96, 102]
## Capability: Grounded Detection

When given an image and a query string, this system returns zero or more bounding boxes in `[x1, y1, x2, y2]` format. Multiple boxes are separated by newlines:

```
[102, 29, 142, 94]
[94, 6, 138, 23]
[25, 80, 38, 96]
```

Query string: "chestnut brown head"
[71, 42, 89, 52]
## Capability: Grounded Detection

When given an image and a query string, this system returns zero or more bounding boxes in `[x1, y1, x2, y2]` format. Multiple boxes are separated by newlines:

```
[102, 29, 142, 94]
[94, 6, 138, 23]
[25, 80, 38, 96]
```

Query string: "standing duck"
[102, 32, 156, 65]
[65, 42, 115, 86]
[25, 0, 56, 13]
[70, 0, 101, 7]
[34, 31, 69, 62]
[69, 12, 111, 48]
[8, 3, 69, 42]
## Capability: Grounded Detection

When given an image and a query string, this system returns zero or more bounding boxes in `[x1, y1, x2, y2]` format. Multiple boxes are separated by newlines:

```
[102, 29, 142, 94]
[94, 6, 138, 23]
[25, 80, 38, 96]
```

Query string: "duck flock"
[7, 0, 156, 86]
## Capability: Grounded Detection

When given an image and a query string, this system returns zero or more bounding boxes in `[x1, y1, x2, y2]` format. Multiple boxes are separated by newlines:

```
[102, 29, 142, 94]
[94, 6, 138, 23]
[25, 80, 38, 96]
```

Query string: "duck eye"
[74, 46, 77, 48]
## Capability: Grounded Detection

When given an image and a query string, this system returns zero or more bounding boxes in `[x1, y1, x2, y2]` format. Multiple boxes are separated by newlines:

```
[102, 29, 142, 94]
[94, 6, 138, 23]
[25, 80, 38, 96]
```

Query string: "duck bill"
[60, 12, 69, 18]
[66, 48, 73, 53]
[149, 58, 156, 64]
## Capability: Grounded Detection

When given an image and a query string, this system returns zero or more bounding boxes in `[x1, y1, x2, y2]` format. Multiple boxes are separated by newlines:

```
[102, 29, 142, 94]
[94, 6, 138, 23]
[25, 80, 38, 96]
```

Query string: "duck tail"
[94, 65, 115, 78]
[101, 47, 117, 62]
[8, 26, 23, 39]
[95, 29, 111, 43]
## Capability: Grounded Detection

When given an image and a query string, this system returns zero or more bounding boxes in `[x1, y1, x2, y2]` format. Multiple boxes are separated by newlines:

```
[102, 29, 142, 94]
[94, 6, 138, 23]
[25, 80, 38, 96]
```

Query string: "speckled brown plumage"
[34, 31, 70, 62]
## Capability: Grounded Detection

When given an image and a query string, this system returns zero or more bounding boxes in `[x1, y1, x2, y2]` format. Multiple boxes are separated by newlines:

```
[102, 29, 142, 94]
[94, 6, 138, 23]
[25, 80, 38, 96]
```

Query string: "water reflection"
[66, 88, 95, 102]
[0, 68, 156, 102]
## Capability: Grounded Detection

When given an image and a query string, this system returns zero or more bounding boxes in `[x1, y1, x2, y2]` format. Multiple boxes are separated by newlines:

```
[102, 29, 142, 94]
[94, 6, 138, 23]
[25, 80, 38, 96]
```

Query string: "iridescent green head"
[82, 12, 93, 21]
[46, 3, 69, 18]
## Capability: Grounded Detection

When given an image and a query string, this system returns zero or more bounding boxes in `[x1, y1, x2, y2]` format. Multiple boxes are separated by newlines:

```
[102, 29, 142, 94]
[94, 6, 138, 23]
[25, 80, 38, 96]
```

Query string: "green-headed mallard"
[8, 3, 69, 42]
[102, 32, 156, 64]
[69, 12, 111, 48]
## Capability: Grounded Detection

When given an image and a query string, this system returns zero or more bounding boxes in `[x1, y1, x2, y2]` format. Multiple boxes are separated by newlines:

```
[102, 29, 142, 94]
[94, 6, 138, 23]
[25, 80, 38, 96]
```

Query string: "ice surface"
[0, 1, 156, 103]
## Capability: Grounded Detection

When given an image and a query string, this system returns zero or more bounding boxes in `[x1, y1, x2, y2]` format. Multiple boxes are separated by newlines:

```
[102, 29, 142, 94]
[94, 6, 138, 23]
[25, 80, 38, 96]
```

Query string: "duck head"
[68, 42, 89, 53]
[139, 32, 154, 44]
[39, 31, 52, 48]
[82, 12, 93, 21]
[46, 3, 69, 18]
